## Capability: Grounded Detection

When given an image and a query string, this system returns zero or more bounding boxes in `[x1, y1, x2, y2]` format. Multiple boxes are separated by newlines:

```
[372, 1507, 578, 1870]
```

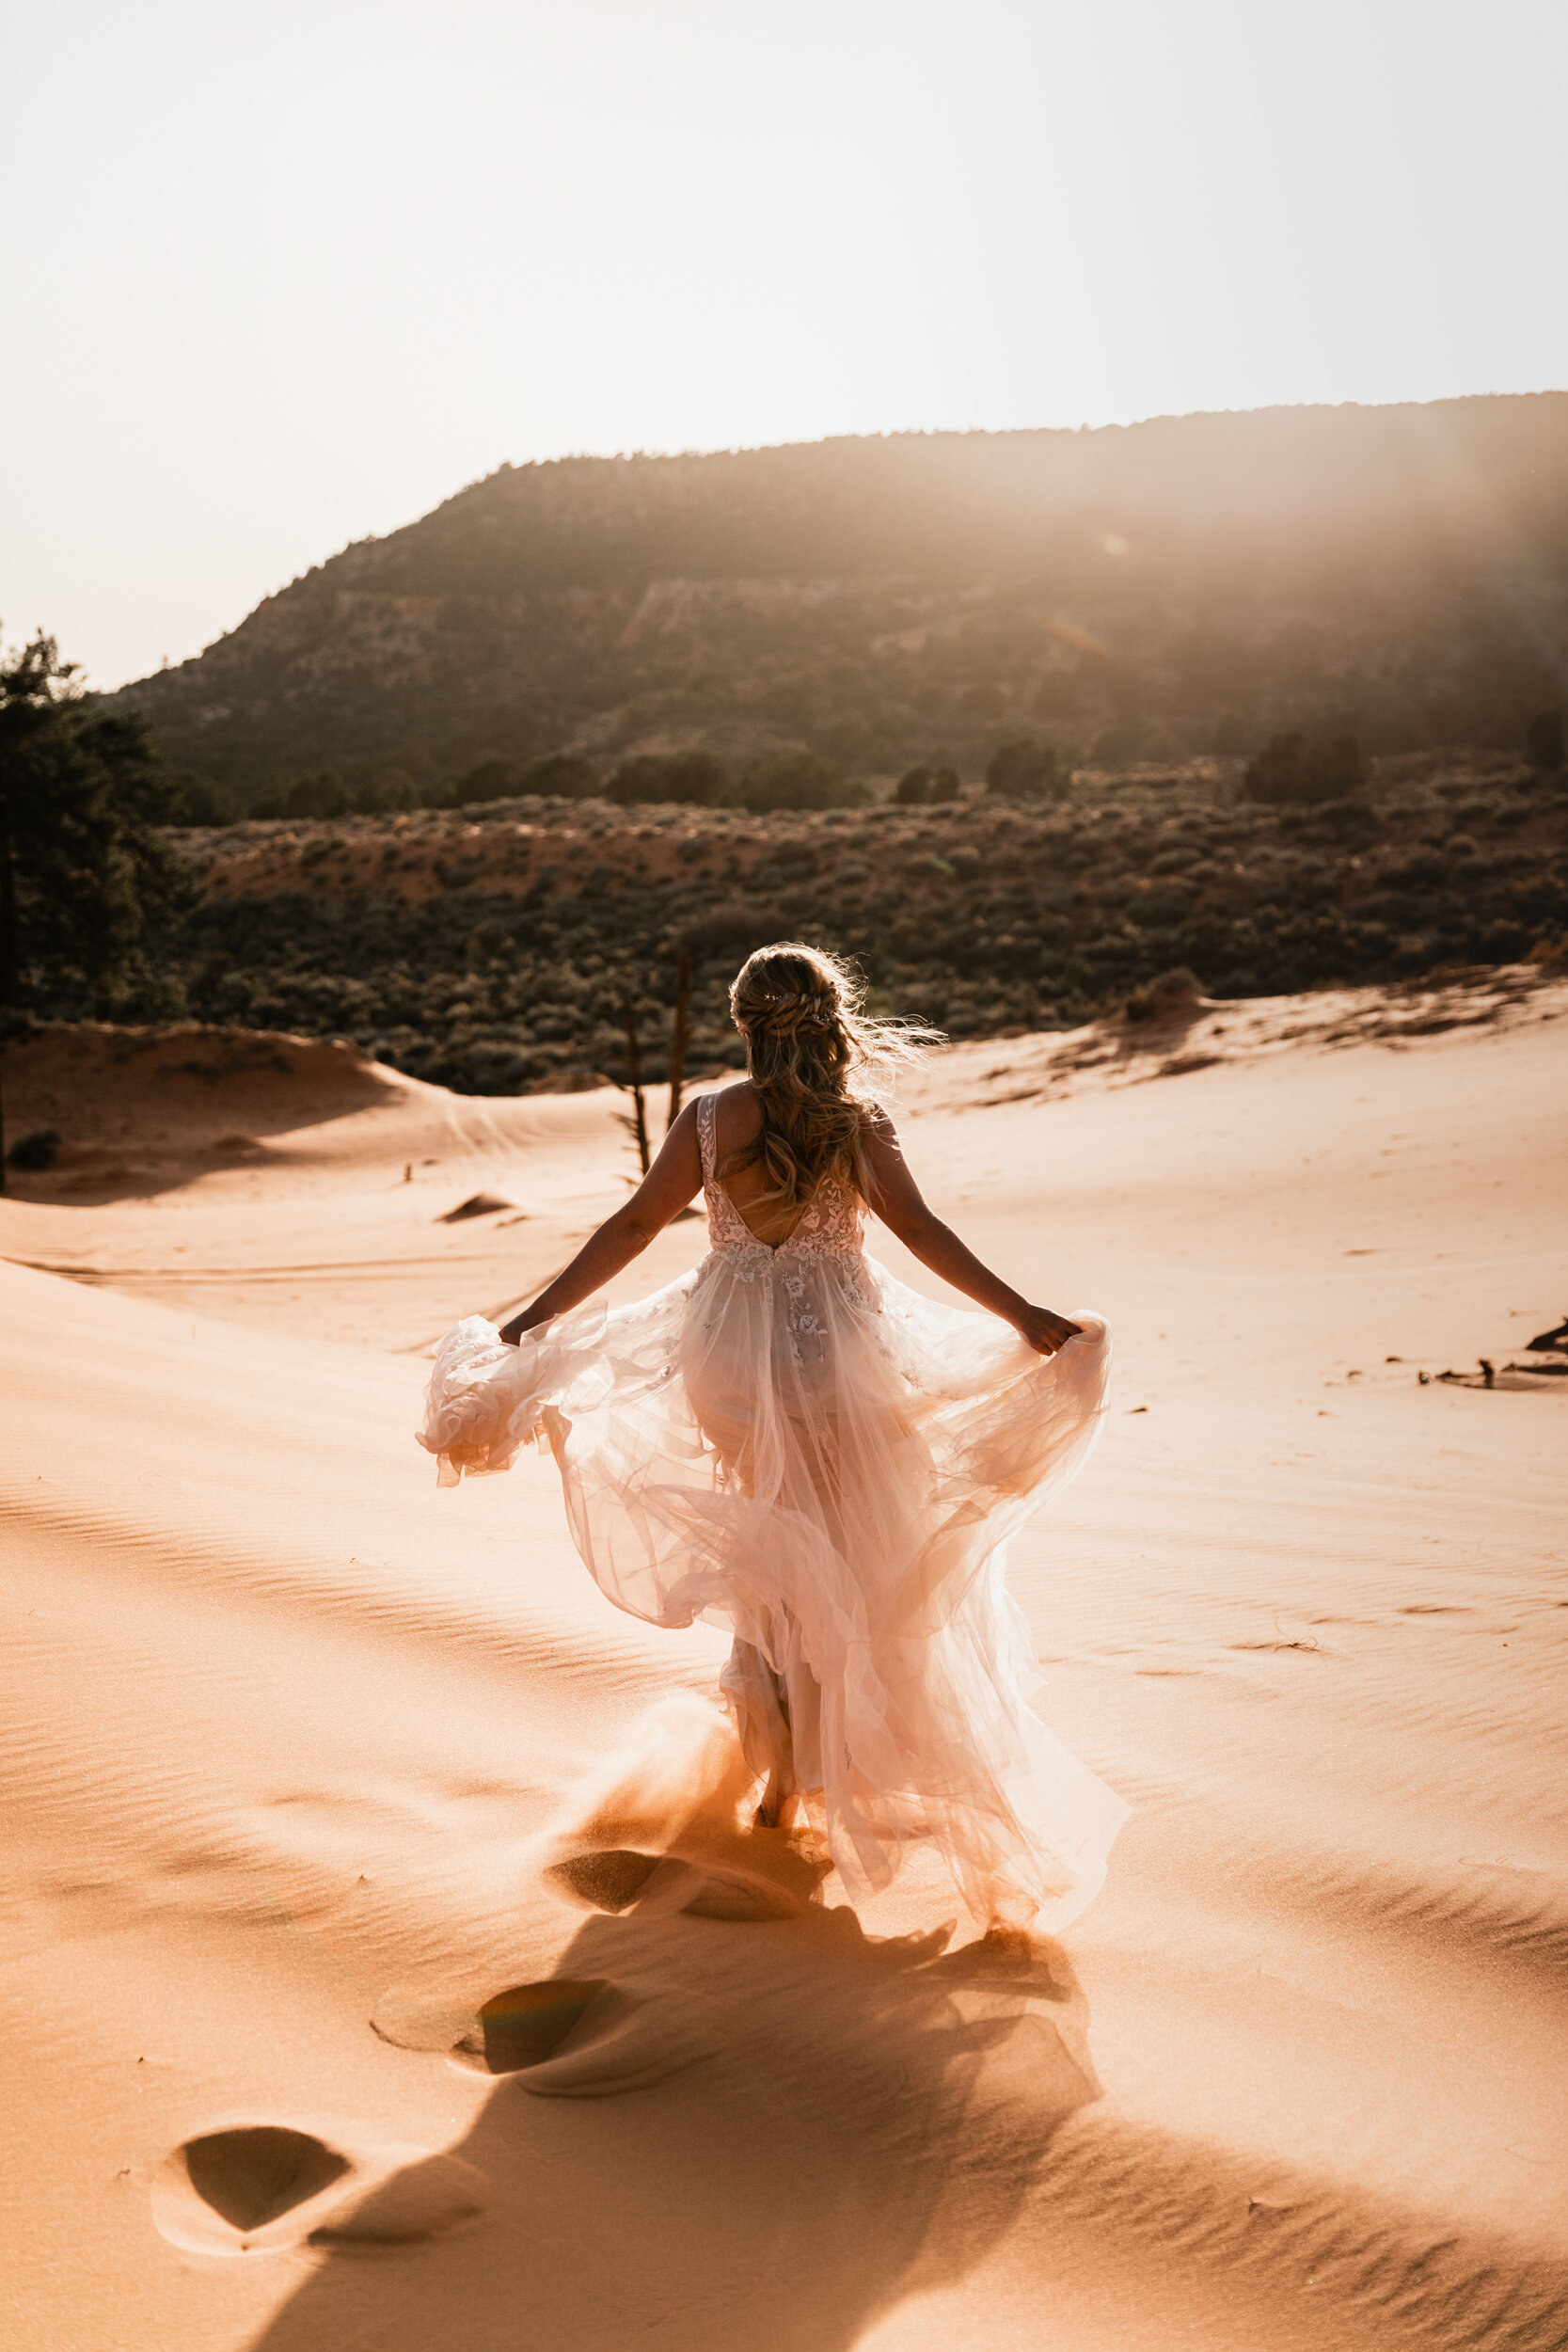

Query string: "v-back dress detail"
[420, 1085, 1125, 1927]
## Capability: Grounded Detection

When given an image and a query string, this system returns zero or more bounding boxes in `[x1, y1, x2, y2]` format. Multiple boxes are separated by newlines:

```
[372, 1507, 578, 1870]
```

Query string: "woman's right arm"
[862, 1113, 1083, 1357]
[497, 1097, 704, 1345]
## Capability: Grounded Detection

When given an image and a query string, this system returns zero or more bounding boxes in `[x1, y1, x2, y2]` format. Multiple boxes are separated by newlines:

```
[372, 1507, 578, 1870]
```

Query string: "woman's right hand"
[498, 1309, 548, 1348]
[1015, 1304, 1083, 1357]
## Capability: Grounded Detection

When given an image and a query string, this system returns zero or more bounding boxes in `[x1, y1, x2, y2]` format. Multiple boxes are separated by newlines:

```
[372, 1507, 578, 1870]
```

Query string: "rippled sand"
[3, 971, 1564, 2349]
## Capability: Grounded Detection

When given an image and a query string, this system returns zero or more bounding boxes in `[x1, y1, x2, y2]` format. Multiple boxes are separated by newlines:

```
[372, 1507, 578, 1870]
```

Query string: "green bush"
[987, 739, 1062, 802]
[172, 775, 235, 826]
[897, 761, 964, 805]
[606, 751, 728, 806]
[253, 769, 352, 820]
[1243, 733, 1368, 805]
[736, 755, 858, 813]
[357, 769, 421, 813]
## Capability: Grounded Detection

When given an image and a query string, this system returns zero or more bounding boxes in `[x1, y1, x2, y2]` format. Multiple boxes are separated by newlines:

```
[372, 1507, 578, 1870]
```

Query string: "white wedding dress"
[420, 1089, 1126, 1928]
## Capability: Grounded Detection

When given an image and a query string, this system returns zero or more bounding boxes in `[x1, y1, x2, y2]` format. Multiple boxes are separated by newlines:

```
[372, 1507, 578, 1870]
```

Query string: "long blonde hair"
[725, 943, 935, 1206]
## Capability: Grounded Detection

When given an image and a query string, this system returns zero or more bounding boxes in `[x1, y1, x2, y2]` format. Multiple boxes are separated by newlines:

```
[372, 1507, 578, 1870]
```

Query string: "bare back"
[710, 1079, 835, 1249]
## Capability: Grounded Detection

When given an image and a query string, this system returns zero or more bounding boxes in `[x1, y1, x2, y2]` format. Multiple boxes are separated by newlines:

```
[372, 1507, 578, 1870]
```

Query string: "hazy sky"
[5, 0, 1564, 690]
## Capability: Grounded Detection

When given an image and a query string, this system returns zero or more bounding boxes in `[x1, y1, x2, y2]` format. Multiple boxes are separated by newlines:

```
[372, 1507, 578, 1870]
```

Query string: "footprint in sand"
[372, 1969, 634, 2074]
[374, 1972, 694, 2098]
[371, 1846, 815, 2100]
[451, 1979, 615, 2074]
[545, 1845, 807, 1923]
[183, 2125, 349, 2232]
[544, 1847, 664, 1912]
[150, 2122, 488, 2256]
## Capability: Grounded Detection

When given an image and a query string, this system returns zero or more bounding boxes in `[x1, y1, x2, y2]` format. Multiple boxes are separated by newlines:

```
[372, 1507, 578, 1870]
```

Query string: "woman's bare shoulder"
[712, 1078, 763, 1150]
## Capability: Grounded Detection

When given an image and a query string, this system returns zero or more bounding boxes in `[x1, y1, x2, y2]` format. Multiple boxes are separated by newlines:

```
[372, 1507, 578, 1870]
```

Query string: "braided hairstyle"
[725, 943, 934, 1206]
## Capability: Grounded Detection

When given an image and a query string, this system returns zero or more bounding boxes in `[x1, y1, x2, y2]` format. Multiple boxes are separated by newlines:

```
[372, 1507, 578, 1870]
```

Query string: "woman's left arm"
[497, 1097, 704, 1345]
[863, 1111, 1083, 1356]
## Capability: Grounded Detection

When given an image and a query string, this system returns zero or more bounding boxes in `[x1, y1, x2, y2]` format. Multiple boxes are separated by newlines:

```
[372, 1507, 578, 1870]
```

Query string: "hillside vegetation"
[108, 397, 1568, 813]
[12, 750, 1557, 1098]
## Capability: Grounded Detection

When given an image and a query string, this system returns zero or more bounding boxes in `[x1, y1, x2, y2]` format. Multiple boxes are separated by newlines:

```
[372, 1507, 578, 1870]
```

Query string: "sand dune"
[3, 1019, 643, 1346]
[2, 974, 1565, 2348]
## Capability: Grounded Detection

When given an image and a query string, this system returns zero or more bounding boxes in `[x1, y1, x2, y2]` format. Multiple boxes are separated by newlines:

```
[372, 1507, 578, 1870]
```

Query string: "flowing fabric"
[419, 1089, 1126, 1928]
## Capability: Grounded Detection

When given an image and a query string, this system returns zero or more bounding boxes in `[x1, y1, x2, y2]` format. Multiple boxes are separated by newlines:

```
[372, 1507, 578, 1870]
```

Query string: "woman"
[420, 944, 1124, 1929]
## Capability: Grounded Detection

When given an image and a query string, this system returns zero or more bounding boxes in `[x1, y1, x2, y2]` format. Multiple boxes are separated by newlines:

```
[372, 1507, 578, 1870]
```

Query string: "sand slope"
[2, 976, 1565, 2349]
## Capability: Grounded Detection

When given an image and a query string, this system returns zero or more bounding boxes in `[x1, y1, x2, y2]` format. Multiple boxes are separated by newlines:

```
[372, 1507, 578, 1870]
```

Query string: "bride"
[420, 944, 1125, 1930]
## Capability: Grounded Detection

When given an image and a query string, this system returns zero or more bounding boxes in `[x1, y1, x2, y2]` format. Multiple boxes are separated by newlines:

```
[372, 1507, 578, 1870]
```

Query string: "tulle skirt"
[420, 1248, 1125, 1929]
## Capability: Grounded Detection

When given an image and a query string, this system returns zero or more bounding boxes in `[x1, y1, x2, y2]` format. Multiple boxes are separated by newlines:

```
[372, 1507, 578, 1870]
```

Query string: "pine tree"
[0, 631, 197, 1185]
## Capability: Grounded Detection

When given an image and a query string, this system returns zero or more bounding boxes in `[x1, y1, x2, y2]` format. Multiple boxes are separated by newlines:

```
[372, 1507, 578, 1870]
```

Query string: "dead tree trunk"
[620, 999, 651, 1177]
[666, 946, 692, 1133]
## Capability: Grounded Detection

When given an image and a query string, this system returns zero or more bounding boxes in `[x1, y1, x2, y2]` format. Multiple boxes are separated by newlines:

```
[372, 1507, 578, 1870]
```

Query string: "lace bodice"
[697, 1089, 864, 1264]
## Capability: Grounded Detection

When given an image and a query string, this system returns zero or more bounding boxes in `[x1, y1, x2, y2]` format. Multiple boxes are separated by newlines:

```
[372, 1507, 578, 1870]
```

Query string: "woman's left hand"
[1015, 1304, 1083, 1357]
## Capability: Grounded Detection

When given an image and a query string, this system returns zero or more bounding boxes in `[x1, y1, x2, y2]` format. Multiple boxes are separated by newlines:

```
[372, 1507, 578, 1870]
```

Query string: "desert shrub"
[987, 739, 1061, 802]
[172, 775, 235, 826]
[1307, 797, 1382, 846]
[1527, 710, 1564, 771]
[7, 1127, 61, 1170]
[681, 901, 791, 955]
[1243, 733, 1368, 805]
[1384, 848, 1448, 889]
[895, 765, 933, 805]
[1125, 966, 1205, 1022]
[253, 769, 350, 820]
[736, 755, 857, 813]
[607, 751, 729, 806]
[446, 757, 529, 805]
[927, 765, 962, 803]
[357, 768, 421, 813]
[286, 770, 350, 819]
[519, 752, 599, 799]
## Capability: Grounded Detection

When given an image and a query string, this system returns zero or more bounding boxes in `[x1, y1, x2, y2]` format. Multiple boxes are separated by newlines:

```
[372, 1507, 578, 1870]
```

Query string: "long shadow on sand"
[249, 1890, 1101, 2351]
